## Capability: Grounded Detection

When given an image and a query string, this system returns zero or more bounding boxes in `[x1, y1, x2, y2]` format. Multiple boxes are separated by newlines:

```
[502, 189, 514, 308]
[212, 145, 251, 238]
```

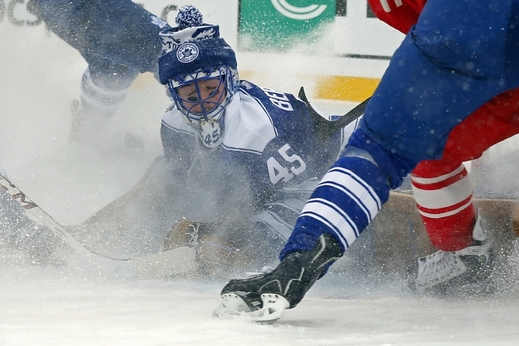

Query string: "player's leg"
[218, 0, 519, 317]
[412, 159, 475, 252]
[411, 159, 494, 293]
[28, 0, 168, 75]
[410, 88, 519, 293]
[27, 0, 169, 150]
[218, 81, 519, 317]
[68, 64, 144, 151]
[220, 128, 417, 314]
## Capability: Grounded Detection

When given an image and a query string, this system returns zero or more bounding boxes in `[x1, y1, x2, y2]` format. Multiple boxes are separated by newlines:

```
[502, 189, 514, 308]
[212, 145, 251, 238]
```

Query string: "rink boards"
[0, 0, 403, 102]
[371, 191, 519, 277]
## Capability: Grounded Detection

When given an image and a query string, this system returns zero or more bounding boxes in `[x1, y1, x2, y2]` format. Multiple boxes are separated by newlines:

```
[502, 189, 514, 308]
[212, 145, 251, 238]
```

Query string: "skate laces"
[184, 222, 200, 247]
[416, 240, 492, 290]
[416, 250, 467, 289]
[416, 213, 494, 291]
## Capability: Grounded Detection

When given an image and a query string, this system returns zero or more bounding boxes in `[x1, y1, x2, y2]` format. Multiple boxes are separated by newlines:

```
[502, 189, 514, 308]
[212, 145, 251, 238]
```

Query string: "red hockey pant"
[411, 88, 519, 250]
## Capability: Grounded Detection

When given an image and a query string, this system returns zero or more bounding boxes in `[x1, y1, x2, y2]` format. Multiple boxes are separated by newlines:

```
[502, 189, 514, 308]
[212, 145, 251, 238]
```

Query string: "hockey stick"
[298, 86, 370, 140]
[0, 174, 196, 278]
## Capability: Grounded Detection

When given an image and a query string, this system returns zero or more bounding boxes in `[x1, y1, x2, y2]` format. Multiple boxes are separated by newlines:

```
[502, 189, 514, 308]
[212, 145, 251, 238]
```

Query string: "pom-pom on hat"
[158, 6, 237, 85]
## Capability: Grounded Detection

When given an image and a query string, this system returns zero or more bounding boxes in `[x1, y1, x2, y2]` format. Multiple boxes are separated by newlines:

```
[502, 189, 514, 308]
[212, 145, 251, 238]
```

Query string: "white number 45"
[267, 143, 307, 184]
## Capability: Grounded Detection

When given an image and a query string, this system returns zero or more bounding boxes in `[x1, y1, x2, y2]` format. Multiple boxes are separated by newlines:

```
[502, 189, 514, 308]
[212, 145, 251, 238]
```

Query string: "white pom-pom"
[175, 5, 203, 29]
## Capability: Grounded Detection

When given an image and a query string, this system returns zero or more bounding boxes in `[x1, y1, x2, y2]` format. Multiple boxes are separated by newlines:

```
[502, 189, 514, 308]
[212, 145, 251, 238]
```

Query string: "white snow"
[2, 20, 519, 346]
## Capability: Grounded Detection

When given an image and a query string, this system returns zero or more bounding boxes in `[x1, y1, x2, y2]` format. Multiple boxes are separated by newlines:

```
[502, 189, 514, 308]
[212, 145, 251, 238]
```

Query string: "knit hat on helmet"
[158, 6, 237, 85]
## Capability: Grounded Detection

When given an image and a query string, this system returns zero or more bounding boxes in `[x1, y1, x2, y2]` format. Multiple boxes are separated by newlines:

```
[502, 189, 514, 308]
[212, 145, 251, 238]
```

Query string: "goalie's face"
[176, 78, 227, 116]
[168, 66, 239, 148]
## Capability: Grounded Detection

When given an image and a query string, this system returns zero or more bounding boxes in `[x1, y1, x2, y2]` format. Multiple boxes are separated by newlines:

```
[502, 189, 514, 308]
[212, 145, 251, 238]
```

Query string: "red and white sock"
[411, 161, 475, 251]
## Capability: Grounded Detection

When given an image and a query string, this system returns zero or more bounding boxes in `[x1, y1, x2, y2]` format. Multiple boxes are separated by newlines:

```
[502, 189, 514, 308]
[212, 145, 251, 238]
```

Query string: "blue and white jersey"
[161, 80, 357, 202]
[160, 80, 359, 251]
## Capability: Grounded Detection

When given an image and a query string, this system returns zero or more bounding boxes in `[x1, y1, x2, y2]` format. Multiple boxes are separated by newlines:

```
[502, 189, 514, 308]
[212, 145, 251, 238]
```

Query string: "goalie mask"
[158, 6, 239, 148]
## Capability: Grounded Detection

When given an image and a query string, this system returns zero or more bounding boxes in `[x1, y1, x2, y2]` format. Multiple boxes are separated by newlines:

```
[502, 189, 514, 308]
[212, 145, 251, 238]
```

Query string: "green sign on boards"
[239, 0, 336, 51]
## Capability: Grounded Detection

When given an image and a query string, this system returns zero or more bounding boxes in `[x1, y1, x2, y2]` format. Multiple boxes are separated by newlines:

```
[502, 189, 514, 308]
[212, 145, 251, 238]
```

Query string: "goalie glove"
[163, 219, 252, 278]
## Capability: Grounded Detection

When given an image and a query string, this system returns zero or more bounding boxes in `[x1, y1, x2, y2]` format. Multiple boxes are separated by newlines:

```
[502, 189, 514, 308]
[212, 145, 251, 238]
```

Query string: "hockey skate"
[414, 214, 495, 295]
[214, 233, 343, 322]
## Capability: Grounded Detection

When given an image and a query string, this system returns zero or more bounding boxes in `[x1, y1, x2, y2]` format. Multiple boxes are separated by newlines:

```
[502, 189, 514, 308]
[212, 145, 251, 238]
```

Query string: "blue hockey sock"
[280, 155, 390, 259]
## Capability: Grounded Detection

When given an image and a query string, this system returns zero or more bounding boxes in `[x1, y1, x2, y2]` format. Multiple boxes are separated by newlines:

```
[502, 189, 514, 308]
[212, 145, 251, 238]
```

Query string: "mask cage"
[167, 65, 239, 147]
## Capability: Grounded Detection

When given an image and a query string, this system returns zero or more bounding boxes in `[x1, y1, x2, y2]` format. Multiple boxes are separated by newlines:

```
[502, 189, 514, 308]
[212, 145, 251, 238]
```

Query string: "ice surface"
[2, 262, 519, 345]
[2, 20, 519, 346]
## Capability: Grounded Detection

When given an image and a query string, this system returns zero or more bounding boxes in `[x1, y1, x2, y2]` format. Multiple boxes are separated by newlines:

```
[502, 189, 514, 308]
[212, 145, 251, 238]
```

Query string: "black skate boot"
[215, 233, 343, 322]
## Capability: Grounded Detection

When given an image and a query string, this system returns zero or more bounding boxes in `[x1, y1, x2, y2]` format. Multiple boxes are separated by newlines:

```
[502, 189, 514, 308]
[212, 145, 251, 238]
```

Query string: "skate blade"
[213, 293, 289, 323]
